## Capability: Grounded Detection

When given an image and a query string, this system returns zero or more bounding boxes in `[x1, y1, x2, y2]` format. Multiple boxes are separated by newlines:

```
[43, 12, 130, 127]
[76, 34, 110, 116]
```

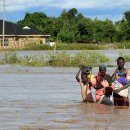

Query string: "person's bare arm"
[111, 68, 118, 81]
[76, 68, 81, 82]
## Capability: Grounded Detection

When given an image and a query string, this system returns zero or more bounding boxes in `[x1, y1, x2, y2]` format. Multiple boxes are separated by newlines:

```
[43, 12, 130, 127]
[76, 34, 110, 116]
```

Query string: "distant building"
[44, 41, 56, 46]
[0, 20, 50, 48]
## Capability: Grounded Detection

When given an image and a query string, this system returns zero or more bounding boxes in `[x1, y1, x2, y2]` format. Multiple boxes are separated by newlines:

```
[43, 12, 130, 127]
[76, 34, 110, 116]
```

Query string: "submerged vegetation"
[1, 50, 130, 67]
[71, 51, 109, 66]
[0, 51, 110, 67]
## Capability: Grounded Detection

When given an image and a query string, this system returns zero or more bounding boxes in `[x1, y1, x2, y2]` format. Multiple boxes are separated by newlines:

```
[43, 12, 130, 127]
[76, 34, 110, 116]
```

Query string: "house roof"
[0, 20, 50, 37]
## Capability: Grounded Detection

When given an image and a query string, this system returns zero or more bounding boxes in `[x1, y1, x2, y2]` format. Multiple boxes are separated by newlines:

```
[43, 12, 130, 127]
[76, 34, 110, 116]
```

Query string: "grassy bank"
[6, 43, 114, 50]
[21, 42, 130, 50]
[114, 42, 130, 49]
[56, 43, 113, 50]
[1, 42, 130, 50]
[23, 43, 53, 50]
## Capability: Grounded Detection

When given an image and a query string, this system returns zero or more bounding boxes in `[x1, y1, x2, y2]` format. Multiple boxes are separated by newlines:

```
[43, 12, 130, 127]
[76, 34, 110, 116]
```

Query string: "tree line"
[17, 8, 130, 43]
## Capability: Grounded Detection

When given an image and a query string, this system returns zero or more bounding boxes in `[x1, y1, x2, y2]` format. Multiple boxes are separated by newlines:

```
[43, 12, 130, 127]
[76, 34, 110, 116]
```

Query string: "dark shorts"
[100, 96, 113, 105]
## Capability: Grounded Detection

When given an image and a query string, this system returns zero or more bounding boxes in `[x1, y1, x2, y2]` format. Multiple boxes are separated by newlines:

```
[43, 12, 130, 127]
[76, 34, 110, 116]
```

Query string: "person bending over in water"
[112, 57, 130, 106]
[76, 65, 94, 103]
[90, 64, 114, 105]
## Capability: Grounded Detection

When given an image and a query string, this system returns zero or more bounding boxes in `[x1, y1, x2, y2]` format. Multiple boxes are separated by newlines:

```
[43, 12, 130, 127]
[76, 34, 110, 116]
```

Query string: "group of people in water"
[76, 57, 130, 107]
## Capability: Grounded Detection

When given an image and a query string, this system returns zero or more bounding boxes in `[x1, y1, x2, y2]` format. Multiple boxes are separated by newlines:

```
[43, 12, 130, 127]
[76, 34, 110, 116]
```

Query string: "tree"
[124, 11, 130, 24]
[16, 9, 130, 43]
[103, 19, 116, 43]
[67, 8, 78, 19]
[93, 19, 105, 43]
[76, 18, 94, 42]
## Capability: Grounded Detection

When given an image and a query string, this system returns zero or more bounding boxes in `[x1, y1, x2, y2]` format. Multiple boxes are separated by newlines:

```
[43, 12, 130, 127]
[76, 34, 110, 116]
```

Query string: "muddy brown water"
[0, 65, 130, 130]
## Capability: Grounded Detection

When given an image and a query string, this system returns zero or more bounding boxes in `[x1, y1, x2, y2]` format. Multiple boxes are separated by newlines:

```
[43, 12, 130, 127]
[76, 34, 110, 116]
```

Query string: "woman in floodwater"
[90, 64, 114, 105]
[112, 57, 130, 106]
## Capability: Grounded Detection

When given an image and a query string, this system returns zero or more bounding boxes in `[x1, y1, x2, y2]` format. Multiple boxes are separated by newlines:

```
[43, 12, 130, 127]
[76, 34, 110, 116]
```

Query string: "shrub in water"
[1, 51, 19, 64]
[47, 51, 72, 66]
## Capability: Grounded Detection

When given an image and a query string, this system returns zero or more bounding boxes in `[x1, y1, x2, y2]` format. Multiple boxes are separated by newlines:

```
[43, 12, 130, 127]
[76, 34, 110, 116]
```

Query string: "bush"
[20, 55, 46, 67]
[1, 51, 19, 64]
[115, 42, 130, 49]
[24, 43, 53, 50]
[56, 43, 108, 50]
[0, 50, 110, 67]
[71, 51, 109, 66]
[47, 51, 72, 66]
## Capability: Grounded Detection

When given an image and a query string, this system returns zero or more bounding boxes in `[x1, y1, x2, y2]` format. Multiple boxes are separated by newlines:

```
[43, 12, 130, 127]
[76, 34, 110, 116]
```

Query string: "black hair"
[117, 57, 125, 63]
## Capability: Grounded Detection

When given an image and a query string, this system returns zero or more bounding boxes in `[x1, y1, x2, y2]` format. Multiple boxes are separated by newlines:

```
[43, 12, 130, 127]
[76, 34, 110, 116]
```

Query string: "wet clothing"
[91, 72, 114, 105]
[117, 69, 127, 77]
[117, 69, 128, 85]
[113, 80, 128, 98]
[113, 93, 129, 106]
[83, 92, 94, 103]
[114, 68, 129, 106]
[117, 77, 128, 86]
[79, 80, 94, 103]
[101, 96, 113, 105]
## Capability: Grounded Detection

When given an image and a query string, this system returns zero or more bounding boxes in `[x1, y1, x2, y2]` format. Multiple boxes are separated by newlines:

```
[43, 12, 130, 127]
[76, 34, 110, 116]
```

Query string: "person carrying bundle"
[76, 65, 94, 103]
[112, 57, 130, 106]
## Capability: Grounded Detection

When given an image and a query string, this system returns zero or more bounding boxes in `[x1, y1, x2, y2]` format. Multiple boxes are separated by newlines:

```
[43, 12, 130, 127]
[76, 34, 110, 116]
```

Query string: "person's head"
[99, 64, 106, 76]
[104, 87, 113, 97]
[117, 57, 125, 70]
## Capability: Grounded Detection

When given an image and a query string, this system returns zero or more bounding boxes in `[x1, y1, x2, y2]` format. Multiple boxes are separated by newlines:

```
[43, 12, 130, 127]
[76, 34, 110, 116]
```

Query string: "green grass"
[1, 42, 130, 50]
[118, 52, 130, 62]
[0, 51, 19, 64]
[56, 43, 113, 50]
[71, 51, 109, 67]
[20, 55, 46, 67]
[21, 43, 113, 50]
[47, 51, 72, 67]
[115, 42, 130, 49]
[23, 43, 53, 50]
[0, 50, 110, 67]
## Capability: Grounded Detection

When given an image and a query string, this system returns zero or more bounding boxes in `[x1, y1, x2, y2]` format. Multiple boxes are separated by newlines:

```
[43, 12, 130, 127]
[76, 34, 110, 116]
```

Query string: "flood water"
[0, 65, 130, 130]
[16, 49, 130, 59]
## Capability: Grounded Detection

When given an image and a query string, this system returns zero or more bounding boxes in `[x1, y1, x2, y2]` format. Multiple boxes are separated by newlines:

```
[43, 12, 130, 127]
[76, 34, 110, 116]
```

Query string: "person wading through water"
[90, 64, 114, 105]
[76, 65, 94, 103]
[112, 57, 130, 107]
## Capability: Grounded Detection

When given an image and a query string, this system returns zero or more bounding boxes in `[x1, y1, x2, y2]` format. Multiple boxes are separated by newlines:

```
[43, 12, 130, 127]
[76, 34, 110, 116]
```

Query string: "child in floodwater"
[76, 65, 94, 103]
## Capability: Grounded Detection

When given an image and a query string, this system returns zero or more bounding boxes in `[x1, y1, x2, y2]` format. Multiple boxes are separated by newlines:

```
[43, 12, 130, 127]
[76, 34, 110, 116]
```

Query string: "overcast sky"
[0, 0, 130, 22]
